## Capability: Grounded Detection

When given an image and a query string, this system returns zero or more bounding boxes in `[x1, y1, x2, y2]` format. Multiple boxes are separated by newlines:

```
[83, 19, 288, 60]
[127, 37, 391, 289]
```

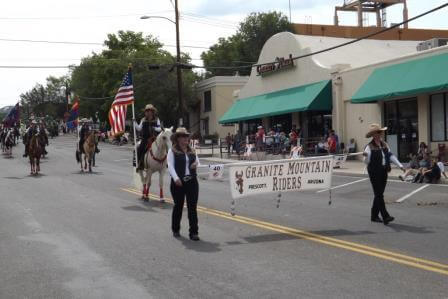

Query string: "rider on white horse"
[134, 104, 161, 171]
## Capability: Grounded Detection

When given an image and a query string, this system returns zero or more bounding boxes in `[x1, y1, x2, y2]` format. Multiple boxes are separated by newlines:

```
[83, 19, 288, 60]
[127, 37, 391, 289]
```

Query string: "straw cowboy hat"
[143, 104, 158, 113]
[366, 123, 387, 138]
[173, 127, 190, 138]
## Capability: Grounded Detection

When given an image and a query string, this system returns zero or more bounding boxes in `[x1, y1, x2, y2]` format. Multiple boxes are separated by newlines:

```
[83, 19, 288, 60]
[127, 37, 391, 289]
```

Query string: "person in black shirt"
[363, 124, 405, 225]
[134, 104, 161, 171]
[167, 127, 200, 241]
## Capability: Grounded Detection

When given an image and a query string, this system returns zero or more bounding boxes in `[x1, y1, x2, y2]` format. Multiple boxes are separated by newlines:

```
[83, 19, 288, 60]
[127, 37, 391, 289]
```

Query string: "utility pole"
[289, 0, 292, 23]
[174, 0, 184, 127]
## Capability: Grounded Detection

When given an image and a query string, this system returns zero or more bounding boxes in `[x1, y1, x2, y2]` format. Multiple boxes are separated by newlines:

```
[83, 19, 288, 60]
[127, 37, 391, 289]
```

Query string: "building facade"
[220, 32, 419, 143]
[337, 45, 448, 161]
[190, 76, 248, 138]
[219, 31, 448, 161]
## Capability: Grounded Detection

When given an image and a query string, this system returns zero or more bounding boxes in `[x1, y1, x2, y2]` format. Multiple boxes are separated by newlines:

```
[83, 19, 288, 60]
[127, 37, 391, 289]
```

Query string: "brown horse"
[29, 134, 42, 175]
[80, 132, 96, 173]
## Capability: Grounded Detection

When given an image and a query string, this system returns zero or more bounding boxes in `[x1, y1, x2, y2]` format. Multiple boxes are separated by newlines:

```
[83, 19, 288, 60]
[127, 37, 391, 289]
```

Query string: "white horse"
[139, 127, 173, 201]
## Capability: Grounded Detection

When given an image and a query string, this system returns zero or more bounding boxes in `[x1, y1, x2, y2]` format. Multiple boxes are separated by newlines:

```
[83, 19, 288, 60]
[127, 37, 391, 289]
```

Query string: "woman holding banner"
[167, 127, 200, 241]
[363, 124, 405, 225]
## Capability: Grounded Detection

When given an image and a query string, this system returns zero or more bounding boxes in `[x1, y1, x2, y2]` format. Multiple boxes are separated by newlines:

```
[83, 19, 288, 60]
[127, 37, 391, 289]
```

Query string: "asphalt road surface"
[1, 135, 448, 298]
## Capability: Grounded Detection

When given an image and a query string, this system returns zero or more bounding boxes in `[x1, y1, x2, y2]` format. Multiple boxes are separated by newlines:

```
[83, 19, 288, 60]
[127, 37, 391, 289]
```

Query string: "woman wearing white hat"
[167, 127, 200, 241]
[134, 104, 162, 171]
[363, 124, 405, 225]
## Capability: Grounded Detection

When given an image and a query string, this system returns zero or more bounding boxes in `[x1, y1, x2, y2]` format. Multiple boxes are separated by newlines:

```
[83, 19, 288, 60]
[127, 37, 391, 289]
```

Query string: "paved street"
[1, 135, 448, 298]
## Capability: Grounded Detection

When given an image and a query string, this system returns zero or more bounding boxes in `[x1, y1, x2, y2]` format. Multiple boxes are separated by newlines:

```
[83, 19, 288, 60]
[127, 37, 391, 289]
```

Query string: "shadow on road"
[3, 176, 24, 180]
[121, 205, 156, 213]
[387, 223, 434, 234]
[70, 171, 104, 175]
[242, 233, 299, 244]
[311, 229, 376, 237]
[177, 237, 222, 253]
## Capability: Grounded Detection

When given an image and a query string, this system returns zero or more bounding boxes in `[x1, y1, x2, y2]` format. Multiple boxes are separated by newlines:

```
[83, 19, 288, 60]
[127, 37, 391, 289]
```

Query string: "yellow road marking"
[121, 187, 448, 276]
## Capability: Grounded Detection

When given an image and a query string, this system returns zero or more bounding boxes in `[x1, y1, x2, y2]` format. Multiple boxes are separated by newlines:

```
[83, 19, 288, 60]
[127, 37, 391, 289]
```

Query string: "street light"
[140, 0, 185, 127]
[140, 15, 176, 24]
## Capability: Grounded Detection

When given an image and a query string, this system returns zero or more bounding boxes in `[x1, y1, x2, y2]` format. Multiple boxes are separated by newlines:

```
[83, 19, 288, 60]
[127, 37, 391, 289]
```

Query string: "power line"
[0, 11, 173, 20]
[0, 37, 209, 49]
[3, 4, 446, 71]
[0, 65, 69, 69]
[255, 2, 448, 67]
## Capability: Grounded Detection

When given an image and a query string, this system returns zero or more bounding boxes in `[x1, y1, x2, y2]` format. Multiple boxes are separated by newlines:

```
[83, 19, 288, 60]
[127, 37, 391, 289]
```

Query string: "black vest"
[368, 141, 391, 173]
[173, 150, 197, 179]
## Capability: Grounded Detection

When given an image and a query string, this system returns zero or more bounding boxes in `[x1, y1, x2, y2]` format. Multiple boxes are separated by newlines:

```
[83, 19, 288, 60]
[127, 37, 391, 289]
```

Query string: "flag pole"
[132, 101, 138, 166]
[130, 64, 138, 169]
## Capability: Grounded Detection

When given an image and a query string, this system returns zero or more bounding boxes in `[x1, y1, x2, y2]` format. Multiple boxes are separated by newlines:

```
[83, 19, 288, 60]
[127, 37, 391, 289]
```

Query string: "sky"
[1, 0, 447, 107]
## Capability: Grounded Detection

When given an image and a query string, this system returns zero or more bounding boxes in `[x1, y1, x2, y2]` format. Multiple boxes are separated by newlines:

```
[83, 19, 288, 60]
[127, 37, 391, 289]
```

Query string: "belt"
[182, 175, 196, 182]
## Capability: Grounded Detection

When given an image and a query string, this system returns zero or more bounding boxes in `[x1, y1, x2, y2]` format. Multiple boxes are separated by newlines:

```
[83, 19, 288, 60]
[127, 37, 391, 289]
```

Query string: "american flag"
[109, 68, 134, 136]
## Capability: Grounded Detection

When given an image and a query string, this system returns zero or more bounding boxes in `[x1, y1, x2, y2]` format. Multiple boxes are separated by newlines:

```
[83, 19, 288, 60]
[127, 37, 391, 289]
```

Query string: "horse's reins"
[149, 135, 168, 164]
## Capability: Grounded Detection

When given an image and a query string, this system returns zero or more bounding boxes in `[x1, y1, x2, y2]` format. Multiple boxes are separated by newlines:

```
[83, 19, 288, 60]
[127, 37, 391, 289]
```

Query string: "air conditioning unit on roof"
[417, 38, 448, 52]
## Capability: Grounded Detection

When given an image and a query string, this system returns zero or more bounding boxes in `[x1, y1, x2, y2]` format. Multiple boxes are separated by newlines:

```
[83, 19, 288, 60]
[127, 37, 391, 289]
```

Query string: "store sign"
[256, 54, 295, 77]
[229, 156, 334, 199]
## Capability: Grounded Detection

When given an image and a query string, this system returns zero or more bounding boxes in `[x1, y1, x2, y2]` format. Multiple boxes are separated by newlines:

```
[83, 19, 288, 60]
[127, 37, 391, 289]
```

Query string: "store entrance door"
[384, 99, 418, 161]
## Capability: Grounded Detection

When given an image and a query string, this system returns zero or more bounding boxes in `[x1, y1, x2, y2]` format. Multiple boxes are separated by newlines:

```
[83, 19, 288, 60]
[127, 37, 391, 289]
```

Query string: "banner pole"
[132, 102, 138, 168]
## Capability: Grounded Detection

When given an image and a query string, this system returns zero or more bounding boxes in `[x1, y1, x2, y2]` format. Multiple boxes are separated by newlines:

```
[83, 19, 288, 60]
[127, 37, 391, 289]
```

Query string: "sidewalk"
[200, 155, 448, 184]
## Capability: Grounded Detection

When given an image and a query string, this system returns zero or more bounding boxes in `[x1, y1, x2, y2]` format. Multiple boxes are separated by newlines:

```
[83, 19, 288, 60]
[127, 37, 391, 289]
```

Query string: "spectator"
[347, 138, 357, 153]
[419, 153, 431, 170]
[289, 125, 298, 146]
[399, 154, 420, 182]
[226, 133, 232, 153]
[327, 130, 337, 154]
[418, 158, 443, 183]
[417, 142, 429, 160]
[316, 138, 328, 154]
[255, 126, 265, 151]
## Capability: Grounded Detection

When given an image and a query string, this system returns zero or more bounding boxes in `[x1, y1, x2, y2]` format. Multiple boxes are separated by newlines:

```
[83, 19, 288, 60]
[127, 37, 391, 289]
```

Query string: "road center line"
[316, 178, 368, 193]
[396, 184, 430, 203]
[121, 187, 448, 276]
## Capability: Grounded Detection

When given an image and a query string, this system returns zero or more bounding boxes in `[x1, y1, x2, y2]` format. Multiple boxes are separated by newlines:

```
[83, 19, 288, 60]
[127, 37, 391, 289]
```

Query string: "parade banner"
[333, 155, 347, 169]
[209, 164, 225, 180]
[229, 156, 334, 199]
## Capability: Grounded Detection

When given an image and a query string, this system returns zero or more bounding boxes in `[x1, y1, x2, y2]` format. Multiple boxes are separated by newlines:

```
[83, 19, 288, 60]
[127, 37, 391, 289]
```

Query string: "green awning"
[219, 80, 332, 124]
[352, 52, 448, 103]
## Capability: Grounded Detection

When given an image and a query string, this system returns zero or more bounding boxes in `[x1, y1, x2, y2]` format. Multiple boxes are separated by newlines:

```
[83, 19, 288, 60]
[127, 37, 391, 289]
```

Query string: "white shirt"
[363, 144, 403, 169]
[167, 149, 200, 181]
[134, 118, 161, 132]
[437, 162, 445, 173]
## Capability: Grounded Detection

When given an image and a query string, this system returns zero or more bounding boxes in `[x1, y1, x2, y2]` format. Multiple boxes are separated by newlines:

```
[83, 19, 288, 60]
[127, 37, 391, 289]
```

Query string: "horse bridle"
[149, 133, 168, 163]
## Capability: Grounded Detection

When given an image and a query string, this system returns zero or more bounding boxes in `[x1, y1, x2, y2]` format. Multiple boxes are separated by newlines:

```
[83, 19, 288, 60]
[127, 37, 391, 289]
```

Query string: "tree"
[19, 75, 69, 120]
[70, 30, 198, 127]
[201, 12, 292, 76]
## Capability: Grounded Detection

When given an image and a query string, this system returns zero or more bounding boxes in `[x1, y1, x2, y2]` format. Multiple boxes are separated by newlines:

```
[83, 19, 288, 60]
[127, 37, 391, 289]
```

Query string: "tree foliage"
[70, 30, 198, 127]
[20, 76, 69, 120]
[201, 11, 292, 77]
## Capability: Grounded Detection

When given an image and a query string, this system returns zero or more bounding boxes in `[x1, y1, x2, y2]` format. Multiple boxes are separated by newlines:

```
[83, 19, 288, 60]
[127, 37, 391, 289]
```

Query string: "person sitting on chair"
[134, 104, 161, 171]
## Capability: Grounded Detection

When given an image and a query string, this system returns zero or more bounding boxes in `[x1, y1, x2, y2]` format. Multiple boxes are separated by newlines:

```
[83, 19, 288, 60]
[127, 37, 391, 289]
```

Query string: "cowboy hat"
[173, 127, 190, 138]
[366, 123, 387, 138]
[143, 104, 157, 113]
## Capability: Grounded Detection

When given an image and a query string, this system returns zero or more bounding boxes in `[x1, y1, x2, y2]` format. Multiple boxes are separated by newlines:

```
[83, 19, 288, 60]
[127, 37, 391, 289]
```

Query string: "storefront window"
[270, 114, 292, 133]
[384, 98, 418, 162]
[430, 93, 446, 141]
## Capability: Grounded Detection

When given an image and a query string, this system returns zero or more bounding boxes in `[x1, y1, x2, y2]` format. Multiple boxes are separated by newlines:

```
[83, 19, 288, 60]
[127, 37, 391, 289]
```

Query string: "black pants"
[79, 139, 84, 153]
[170, 178, 199, 235]
[137, 139, 148, 166]
[368, 167, 390, 220]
